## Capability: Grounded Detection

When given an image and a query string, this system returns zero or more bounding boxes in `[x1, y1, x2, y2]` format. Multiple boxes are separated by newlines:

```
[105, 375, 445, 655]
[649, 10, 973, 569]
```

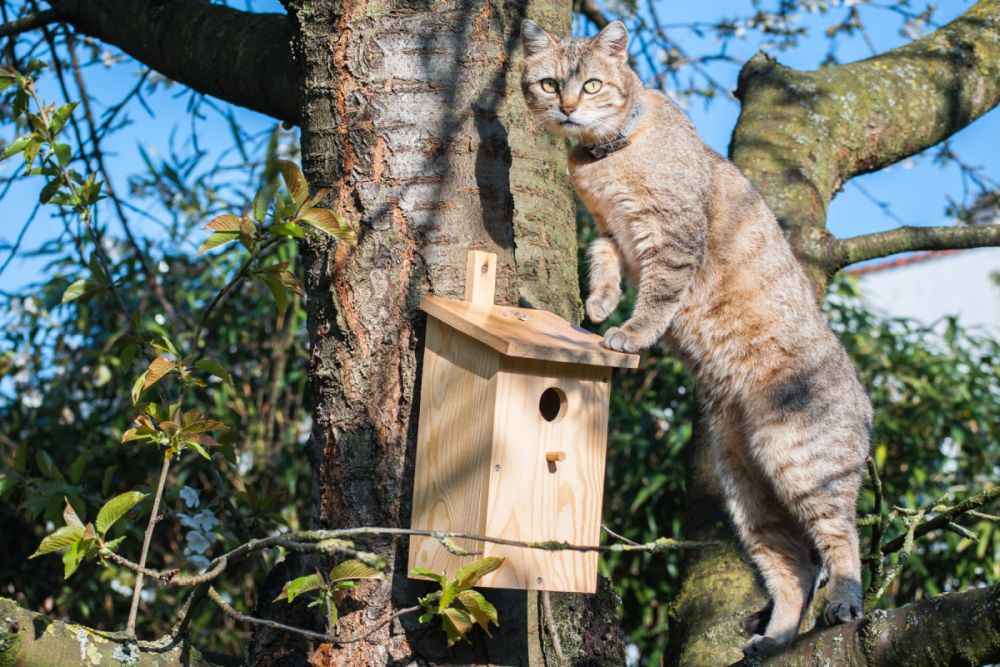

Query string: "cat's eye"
[540, 78, 559, 93]
[583, 79, 603, 94]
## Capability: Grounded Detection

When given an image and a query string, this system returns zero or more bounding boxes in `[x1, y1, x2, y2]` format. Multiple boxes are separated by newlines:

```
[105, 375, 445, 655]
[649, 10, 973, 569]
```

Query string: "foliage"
[411, 557, 504, 647]
[274, 559, 383, 626]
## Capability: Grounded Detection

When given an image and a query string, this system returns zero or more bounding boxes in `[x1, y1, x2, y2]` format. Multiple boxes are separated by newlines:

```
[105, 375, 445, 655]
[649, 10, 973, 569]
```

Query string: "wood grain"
[408, 319, 498, 578]
[420, 295, 639, 369]
[464, 250, 497, 305]
[479, 357, 612, 593]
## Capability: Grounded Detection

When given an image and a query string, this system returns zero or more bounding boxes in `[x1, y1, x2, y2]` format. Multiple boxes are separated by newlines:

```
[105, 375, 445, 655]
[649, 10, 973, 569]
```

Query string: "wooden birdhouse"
[408, 250, 638, 594]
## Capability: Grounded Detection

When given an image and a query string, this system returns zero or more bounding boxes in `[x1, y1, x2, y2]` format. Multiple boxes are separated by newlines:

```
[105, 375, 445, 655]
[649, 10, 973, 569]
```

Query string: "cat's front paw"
[742, 634, 781, 658]
[585, 287, 621, 323]
[602, 325, 654, 353]
[824, 597, 862, 625]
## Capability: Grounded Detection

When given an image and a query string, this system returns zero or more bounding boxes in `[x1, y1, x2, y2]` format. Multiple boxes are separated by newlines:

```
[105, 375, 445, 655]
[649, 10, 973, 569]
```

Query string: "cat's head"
[520, 19, 641, 144]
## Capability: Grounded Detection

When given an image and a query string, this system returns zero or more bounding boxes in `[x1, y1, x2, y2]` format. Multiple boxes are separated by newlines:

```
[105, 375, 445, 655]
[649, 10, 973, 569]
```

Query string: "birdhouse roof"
[421, 295, 639, 369]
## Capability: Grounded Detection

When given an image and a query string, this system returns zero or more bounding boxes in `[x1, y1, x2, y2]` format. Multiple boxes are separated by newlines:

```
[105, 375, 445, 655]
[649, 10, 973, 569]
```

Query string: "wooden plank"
[464, 250, 497, 305]
[408, 319, 497, 579]
[478, 357, 611, 593]
[420, 295, 639, 369]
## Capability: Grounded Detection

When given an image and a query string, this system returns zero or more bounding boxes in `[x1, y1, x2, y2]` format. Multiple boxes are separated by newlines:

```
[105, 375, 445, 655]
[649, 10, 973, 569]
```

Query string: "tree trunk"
[249, 0, 623, 664]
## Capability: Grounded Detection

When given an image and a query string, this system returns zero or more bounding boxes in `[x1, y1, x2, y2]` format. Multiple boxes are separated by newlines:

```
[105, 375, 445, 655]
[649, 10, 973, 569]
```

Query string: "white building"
[846, 246, 1000, 335]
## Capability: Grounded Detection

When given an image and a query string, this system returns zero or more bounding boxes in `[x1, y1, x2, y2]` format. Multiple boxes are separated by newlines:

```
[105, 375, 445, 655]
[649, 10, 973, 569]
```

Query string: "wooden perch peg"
[545, 452, 566, 462]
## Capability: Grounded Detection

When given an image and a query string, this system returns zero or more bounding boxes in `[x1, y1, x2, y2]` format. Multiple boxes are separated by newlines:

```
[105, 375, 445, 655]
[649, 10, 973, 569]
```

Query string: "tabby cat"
[520, 19, 873, 655]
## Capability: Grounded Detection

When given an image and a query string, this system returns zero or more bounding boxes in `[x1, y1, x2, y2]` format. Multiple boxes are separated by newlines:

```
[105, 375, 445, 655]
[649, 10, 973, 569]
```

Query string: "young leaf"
[274, 573, 324, 603]
[276, 160, 308, 208]
[142, 356, 175, 391]
[202, 214, 243, 232]
[268, 222, 305, 239]
[49, 102, 78, 136]
[96, 491, 147, 536]
[198, 231, 239, 254]
[454, 556, 505, 591]
[297, 208, 356, 244]
[62, 539, 87, 578]
[194, 358, 234, 386]
[253, 183, 278, 223]
[184, 439, 212, 460]
[131, 371, 149, 404]
[61, 279, 100, 304]
[259, 274, 289, 316]
[328, 559, 383, 583]
[441, 607, 475, 647]
[409, 567, 447, 586]
[63, 498, 84, 528]
[456, 590, 498, 635]
[30, 525, 84, 558]
[0, 135, 32, 160]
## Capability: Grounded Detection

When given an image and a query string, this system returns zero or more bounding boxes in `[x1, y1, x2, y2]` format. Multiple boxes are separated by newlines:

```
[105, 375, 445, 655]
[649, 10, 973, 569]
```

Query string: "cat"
[520, 19, 873, 656]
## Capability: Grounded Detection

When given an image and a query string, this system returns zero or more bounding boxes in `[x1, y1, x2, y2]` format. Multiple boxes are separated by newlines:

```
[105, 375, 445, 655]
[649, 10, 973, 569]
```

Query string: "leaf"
[202, 214, 243, 232]
[63, 498, 83, 528]
[36, 450, 64, 482]
[38, 179, 61, 204]
[456, 590, 498, 635]
[180, 420, 228, 436]
[61, 279, 100, 303]
[409, 567, 447, 586]
[268, 222, 305, 239]
[142, 356, 175, 391]
[328, 559, 383, 583]
[62, 539, 87, 578]
[253, 183, 278, 223]
[276, 160, 309, 207]
[195, 358, 234, 386]
[274, 573, 324, 603]
[260, 274, 289, 316]
[131, 371, 149, 404]
[297, 208, 357, 244]
[96, 491, 147, 536]
[184, 439, 212, 460]
[441, 607, 475, 647]
[1, 134, 31, 160]
[30, 525, 84, 558]
[454, 557, 505, 591]
[325, 593, 339, 626]
[53, 143, 71, 168]
[198, 232, 239, 254]
[49, 102, 78, 136]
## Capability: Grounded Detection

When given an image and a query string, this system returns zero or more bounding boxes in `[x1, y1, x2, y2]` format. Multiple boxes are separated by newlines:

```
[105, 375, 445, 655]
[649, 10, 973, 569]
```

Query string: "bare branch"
[0, 7, 62, 38]
[880, 485, 1000, 555]
[833, 223, 1000, 269]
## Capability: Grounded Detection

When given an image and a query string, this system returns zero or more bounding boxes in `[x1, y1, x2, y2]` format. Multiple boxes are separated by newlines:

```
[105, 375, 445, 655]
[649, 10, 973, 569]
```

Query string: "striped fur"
[521, 20, 873, 655]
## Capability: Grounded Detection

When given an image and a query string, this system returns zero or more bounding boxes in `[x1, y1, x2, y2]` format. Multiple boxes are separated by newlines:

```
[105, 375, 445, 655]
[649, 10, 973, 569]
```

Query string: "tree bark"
[253, 0, 619, 664]
[0, 597, 224, 667]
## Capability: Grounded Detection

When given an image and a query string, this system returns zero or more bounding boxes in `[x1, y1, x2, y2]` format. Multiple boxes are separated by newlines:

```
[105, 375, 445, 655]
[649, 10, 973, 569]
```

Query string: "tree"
[1, 1, 999, 666]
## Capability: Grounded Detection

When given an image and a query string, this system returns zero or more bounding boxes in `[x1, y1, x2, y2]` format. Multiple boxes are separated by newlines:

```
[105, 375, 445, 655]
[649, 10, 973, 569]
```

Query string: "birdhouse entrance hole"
[539, 387, 567, 422]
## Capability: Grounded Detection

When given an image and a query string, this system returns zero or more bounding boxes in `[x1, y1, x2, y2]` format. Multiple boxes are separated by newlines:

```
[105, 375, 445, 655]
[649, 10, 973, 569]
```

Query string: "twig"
[881, 486, 1000, 554]
[864, 457, 886, 611]
[206, 586, 420, 645]
[832, 223, 1000, 270]
[540, 591, 566, 667]
[602, 524, 640, 546]
[126, 452, 172, 638]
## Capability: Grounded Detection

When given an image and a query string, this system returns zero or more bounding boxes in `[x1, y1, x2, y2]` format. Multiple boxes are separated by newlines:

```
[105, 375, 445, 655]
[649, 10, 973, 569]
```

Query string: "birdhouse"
[408, 250, 638, 594]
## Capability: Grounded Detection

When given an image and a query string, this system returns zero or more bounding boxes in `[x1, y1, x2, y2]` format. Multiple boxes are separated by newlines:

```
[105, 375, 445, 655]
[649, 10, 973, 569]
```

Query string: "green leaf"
[96, 491, 147, 536]
[101, 535, 126, 553]
[38, 179, 61, 204]
[456, 590, 498, 635]
[184, 439, 212, 460]
[325, 593, 339, 626]
[1, 134, 32, 160]
[62, 539, 87, 578]
[275, 573, 324, 603]
[14, 442, 27, 473]
[260, 274, 289, 316]
[409, 567, 447, 586]
[49, 102, 78, 136]
[268, 222, 305, 239]
[61, 279, 101, 303]
[53, 143, 71, 168]
[36, 450, 65, 482]
[253, 183, 278, 223]
[198, 232, 239, 254]
[131, 371, 149, 404]
[30, 525, 84, 558]
[441, 607, 475, 647]
[195, 358, 234, 386]
[328, 559, 383, 583]
[276, 160, 309, 207]
[297, 208, 357, 245]
[454, 556, 505, 591]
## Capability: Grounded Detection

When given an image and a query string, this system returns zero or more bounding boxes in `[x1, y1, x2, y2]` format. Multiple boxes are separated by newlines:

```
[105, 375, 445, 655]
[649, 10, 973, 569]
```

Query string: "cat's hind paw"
[742, 634, 780, 658]
[824, 598, 862, 625]
[585, 288, 621, 323]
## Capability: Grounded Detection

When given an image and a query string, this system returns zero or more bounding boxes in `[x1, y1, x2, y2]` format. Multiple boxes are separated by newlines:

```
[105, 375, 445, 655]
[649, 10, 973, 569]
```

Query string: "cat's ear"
[521, 19, 557, 59]
[594, 20, 629, 63]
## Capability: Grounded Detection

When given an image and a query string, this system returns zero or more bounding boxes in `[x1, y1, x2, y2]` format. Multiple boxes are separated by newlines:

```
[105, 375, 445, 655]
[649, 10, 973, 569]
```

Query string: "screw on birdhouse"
[494, 464, 501, 472]
[536, 577, 543, 585]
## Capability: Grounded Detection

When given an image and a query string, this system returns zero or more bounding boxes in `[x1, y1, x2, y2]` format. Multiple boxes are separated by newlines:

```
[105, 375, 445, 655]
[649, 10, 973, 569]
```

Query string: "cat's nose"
[560, 104, 576, 116]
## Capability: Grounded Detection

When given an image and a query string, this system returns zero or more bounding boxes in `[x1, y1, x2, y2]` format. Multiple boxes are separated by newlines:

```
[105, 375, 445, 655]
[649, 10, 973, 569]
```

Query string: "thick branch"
[731, 0, 1000, 276]
[0, 597, 223, 666]
[833, 223, 1000, 268]
[746, 583, 1000, 667]
[59, 0, 299, 124]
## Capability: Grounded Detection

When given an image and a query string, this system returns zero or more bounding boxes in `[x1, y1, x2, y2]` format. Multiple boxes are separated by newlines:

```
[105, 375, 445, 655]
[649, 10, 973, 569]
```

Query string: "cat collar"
[582, 100, 644, 160]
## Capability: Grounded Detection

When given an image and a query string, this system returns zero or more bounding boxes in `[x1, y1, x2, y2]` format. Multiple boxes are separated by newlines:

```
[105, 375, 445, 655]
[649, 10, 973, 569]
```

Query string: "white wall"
[855, 247, 1000, 335]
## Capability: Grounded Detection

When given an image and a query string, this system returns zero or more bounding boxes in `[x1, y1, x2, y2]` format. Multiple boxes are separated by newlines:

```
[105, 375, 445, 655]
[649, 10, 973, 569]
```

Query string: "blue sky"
[1, 0, 996, 292]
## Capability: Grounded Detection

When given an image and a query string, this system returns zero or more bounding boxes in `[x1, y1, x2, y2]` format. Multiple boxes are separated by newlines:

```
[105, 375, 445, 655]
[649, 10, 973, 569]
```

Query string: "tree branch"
[742, 583, 1000, 666]
[833, 223, 1000, 269]
[0, 7, 62, 38]
[731, 0, 1000, 278]
[58, 0, 299, 124]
